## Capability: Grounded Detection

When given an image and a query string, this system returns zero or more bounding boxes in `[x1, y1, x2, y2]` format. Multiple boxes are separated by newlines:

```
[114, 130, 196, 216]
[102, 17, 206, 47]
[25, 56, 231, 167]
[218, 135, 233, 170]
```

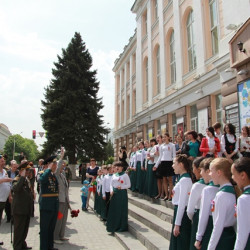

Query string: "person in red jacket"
[200, 127, 220, 158]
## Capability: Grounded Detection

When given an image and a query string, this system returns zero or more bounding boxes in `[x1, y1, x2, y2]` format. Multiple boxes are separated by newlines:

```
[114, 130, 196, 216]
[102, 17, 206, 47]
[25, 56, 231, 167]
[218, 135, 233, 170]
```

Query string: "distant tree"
[104, 139, 114, 159]
[41, 32, 108, 164]
[4, 135, 39, 163]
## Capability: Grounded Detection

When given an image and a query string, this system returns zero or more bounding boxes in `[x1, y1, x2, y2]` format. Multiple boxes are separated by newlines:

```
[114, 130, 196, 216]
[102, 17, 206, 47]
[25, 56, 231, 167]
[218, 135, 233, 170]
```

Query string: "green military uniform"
[39, 160, 59, 250]
[12, 166, 33, 250]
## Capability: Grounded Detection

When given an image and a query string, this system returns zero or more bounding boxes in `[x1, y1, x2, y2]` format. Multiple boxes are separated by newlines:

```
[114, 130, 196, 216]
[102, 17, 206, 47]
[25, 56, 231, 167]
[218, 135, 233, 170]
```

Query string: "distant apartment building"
[0, 123, 11, 151]
[113, 0, 250, 158]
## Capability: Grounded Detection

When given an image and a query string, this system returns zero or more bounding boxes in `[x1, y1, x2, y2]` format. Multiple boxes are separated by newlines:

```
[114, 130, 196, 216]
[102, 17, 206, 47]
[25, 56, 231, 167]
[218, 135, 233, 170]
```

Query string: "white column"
[158, 0, 166, 98]
[130, 55, 133, 122]
[173, 0, 183, 88]
[119, 70, 122, 128]
[147, 1, 153, 106]
[136, 15, 142, 113]
[124, 63, 127, 125]
[193, 0, 205, 74]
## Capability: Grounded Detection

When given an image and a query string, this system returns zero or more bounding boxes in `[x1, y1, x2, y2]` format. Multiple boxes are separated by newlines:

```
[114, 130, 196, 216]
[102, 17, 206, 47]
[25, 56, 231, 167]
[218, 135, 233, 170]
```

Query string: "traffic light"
[32, 130, 36, 139]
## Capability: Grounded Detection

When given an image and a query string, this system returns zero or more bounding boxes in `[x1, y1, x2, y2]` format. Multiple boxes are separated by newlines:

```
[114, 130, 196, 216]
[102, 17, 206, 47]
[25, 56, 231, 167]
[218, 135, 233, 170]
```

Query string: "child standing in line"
[187, 157, 207, 250]
[94, 169, 102, 215]
[231, 157, 250, 250]
[169, 154, 194, 250]
[194, 158, 217, 250]
[80, 180, 89, 211]
[100, 165, 108, 221]
[102, 165, 113, 218]
[106, 161, 131, 234]
[207, 158, 236, 250]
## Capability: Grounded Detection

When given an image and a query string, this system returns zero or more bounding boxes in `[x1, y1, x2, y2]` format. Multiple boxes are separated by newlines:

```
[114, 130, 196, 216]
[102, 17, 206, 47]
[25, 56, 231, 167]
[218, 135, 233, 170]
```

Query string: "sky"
[0, 0, 136, 149]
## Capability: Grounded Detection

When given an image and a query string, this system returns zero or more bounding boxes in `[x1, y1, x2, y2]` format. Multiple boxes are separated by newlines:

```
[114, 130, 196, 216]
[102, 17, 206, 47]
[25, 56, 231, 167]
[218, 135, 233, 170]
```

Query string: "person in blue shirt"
[81, 180, 89, 211]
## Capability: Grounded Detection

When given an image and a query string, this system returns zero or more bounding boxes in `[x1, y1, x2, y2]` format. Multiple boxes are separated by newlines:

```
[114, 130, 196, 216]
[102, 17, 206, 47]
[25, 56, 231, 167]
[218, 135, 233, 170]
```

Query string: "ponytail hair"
[175, 154, 196, 183]
[200, 157, 214, 171]
[233, 157, 250, 179]
[193, 157, 205, 169]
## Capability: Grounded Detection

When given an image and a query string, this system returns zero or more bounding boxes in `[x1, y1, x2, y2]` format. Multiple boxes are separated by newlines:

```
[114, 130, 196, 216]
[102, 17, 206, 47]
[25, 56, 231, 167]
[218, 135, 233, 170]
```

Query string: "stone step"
[115, 231, 147, 250]
[128, 193, 173, 224]
[89, 198, 146, 250]
[128, 202, 172, 240]
[128, 215, 170, 250]
[128, 189, 174, 210]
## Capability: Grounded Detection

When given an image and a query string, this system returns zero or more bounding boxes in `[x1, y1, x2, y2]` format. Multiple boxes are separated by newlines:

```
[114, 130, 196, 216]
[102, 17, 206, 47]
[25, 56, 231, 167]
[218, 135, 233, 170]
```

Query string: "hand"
[141, 167, 144, 171]
[117, 186, 121, 189]
[20, 169, 26, 177]
[60, 147, 65, 159]
[98, 192, 100, 196]
[3, 177, 12, 183]
[173, 225, 180, 237]
[103, 196, 106, 200]
[153, 167, 157, 171]
[110, 192, 113, 196]
[8, 196, 13, 203]
[194, 240, 201, 249]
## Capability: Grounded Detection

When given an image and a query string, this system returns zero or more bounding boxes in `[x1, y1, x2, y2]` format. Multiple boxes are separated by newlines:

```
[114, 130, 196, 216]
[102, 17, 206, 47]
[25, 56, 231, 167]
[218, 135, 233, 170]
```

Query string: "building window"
[127, 95, 130, 120]
[170, 31, 176, 84]
[142, 11, 147, 36]
[187, 11, 196, 71]
[172, 113, 177, 139]
[209, 0, 219, 55]
[157, 120, 161, 135]
[145, 58, 149, 102]
[190, 104, 198, 131]
[155, 0, 158, 20]
[216, 94, 222, 125]
[156, 47, 161, 94]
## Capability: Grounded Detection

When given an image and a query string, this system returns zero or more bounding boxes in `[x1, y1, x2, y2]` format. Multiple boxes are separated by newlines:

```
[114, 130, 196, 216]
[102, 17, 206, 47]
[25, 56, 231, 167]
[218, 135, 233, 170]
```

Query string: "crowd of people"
[0, 148, 73, 250]
[122, 122, 250, 250]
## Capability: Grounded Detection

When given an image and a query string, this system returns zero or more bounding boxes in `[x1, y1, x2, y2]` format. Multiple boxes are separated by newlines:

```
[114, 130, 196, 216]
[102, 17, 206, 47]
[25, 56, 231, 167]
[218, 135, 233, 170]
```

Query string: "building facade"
[0, 123, 11, 152]
[113, 0, 250, 159]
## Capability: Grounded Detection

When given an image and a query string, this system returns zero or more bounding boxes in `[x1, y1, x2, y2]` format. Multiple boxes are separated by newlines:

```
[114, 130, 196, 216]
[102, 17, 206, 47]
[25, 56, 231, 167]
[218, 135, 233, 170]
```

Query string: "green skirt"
[169, 205, 191, 250]
[189, 209, 199, 250]
[136, 161, 145, 194]
[143, 163, 158, 197]
[106, 189, 128, 233]
[94, 191, 101, 215]
[201, 215, 213, 250]
[100, 186, 107, 220]
[215, 226, 236, 250]
[245, 236, 250, 250]
[129, 169, 137, 192]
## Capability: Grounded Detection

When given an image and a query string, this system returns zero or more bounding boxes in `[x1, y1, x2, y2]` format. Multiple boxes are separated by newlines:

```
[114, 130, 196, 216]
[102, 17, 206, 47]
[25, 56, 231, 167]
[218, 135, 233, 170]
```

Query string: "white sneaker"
[54, 240, 63, 244]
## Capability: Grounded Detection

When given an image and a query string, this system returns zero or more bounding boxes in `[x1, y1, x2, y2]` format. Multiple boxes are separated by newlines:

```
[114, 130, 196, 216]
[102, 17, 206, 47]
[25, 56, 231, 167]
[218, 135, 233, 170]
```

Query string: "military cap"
[17, 161, 31, 170]
[43, 155, 57, 165]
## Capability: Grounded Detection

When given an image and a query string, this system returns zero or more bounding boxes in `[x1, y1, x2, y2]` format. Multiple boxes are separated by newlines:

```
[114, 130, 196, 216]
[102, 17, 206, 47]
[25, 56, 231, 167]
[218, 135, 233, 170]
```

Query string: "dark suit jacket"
[7, 170, 19, 178]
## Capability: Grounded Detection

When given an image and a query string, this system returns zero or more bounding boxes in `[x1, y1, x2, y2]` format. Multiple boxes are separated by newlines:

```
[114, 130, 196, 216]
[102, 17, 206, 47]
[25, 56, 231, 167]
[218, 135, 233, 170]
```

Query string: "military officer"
[12, 161, 33, 250]
[39, 155, 59, 250]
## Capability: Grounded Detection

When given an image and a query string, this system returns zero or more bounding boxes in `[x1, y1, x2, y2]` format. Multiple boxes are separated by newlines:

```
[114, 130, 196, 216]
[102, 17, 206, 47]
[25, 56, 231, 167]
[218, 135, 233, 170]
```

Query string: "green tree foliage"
[41, 32, 108, 163]
[4, 135, 39, 163]
[104, 139, 114, 158]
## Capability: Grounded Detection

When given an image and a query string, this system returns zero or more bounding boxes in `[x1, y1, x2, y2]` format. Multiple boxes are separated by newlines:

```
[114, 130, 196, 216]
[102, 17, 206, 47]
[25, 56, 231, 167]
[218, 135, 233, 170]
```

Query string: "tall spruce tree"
[41, 32, 109, 163]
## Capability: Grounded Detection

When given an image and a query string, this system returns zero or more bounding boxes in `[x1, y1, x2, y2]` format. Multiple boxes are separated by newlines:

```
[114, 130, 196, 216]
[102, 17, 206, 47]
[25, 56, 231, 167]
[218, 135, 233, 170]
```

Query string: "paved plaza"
[0, 180, 125, 250]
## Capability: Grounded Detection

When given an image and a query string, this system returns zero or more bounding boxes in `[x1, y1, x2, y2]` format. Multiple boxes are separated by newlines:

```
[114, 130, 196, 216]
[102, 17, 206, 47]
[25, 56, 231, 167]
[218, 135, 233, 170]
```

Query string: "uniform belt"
[41, 193, 59, 197]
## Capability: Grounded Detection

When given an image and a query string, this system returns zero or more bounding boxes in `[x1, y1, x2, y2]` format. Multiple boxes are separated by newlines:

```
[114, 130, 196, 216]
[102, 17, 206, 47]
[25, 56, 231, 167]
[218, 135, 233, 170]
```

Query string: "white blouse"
[187, 180, 207, 220]
[239, 136, 250, 153]
[207, 183, 236, 250]
[172, 175, 192, 226]
[234, 185, 250, 250]
[102, 174, 113, 197]
[96, 176, 103, 193]
[196, 183, 219, 242]
[155, 142, 176, 168]
[110, 173, 131, 192]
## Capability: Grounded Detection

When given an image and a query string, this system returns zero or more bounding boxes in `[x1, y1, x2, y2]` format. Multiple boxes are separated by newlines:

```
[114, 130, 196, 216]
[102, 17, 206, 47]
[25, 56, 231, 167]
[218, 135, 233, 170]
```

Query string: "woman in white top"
[207, 158, 236, 250]
[231, 157, 250, 250]
[106, 161, 131, 234]
[238, 126, 250, 158]
[144, 138, 158, 197]
[221, 123, 239, 163]
[154, 133, 176, 201]
[169, 154, 194, 250]
[128, 145, 138, 192]
[187, 157, 207, 250]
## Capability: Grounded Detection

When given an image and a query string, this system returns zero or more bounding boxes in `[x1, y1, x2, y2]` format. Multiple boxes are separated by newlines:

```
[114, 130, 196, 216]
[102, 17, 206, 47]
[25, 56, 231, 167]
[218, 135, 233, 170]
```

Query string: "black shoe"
[22, 247, 32, 250]
[48, 248, 58, 250]
[0, 242, 3, 245]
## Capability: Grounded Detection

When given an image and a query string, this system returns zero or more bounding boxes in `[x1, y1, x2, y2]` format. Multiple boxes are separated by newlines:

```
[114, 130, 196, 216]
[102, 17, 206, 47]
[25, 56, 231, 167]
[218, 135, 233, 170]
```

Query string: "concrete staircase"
[116, 190, 174, 250]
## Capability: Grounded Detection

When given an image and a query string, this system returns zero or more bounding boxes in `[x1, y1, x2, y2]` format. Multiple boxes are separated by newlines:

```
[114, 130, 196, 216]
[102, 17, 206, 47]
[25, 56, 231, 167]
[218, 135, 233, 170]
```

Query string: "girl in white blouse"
[169, 154, 194, 250]
[194, 158, 218, 250]
[187, 157, 207, 250]
[231, 157, 250, 250]
[238, 126, 250, 158]
[106, 161, 131, 234]
[207, 158, 236, 250]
